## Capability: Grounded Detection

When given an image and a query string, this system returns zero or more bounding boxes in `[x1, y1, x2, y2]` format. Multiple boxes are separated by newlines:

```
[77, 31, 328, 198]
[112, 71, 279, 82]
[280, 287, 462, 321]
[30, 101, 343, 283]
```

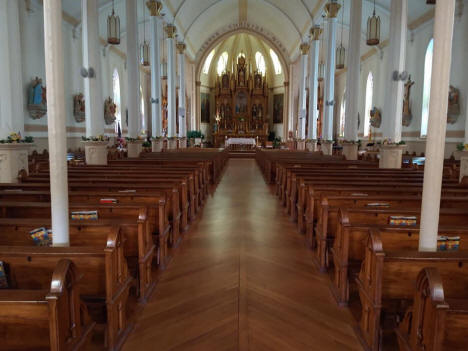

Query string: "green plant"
[187, 130, 204, 139]
[125, 137, 137, 142]
[142, 141, 151, 148]
[398, 140, 406, 145]
[456, 143, 465, 151]
[81, 135, 109, 142]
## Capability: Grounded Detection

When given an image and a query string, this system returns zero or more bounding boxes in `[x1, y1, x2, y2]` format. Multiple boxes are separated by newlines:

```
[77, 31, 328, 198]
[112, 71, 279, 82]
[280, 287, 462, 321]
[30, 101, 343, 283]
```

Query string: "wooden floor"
[122, 159, 363, 351]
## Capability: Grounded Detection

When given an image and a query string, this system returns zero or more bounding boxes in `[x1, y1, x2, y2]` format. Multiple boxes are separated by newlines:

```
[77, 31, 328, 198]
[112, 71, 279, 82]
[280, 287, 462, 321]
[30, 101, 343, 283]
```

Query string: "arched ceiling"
[59, 0, 435, 63]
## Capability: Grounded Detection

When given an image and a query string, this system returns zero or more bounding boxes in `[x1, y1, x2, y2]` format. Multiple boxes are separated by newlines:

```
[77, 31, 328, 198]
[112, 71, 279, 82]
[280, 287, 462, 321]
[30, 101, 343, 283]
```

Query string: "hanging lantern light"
[426, 0, 435, 4]
[107, 0, 120, 45]
[336, 0, 345, 70]
[318, 62, 325, 81]
[367, 0, 380, 46]
[140, 1, 150, 66]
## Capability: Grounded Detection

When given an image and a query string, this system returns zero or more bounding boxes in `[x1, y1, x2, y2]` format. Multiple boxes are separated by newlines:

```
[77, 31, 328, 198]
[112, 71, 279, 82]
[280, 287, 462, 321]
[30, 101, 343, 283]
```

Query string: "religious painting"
[201, 93, 210, 123]
[73, 93, 85, 123]
[273, 94, 284, 124]
[447, 85, 460, 124]
[370, 107, 381, 128]
[235, 92, 248, 114]
[27, 77, 47, 119]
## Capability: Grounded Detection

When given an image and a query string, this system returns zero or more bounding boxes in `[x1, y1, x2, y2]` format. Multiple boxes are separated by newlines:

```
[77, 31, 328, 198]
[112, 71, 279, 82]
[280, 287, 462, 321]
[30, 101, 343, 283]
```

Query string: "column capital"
[310, 26, 323, 41]
[300, 43, 310, 55]
[283, 81, 289, 87]
[325, 1, 341, 18]
[165, 24, 177, 39]
[146, 1, 163, 17]
[176, 42, 186, 54]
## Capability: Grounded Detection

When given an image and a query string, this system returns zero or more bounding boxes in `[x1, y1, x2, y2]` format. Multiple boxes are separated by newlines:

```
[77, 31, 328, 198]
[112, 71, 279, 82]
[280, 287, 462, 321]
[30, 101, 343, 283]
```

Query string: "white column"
[344, 0, 362, 141]
[323, 1, 341, 141]
[43, 0, 69, 246]
[419, 1, 456, 252]
[82, 0, 104, 137]
[0, 0, 24, 140]
[382, 0, 407, 142]
[166, 24, 177, 138]
[298, 43, 309, 140]
[147, 1, 163, 137]
[308, 27, 322, 140]
[126, 0, 140, 138]
[177, 42, 187, 138]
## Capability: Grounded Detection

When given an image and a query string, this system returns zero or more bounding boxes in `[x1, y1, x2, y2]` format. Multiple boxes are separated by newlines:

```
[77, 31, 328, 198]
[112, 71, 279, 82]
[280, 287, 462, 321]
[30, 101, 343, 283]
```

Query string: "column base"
[151, 139, 163, 152]
[83, 141, 108, 165]
[321, 141, 333, 156]
[379, 145, 406, 169]
[179, 138, 187, 149]
[297, 140, 306, 151]
[127, 141, 143, 158]
[0, 144, 32, 183]
[342, 143, 359, 160]
[459, 151, 468, 182]
[306, 140, 317, 152]
[168, 138, 178, 150]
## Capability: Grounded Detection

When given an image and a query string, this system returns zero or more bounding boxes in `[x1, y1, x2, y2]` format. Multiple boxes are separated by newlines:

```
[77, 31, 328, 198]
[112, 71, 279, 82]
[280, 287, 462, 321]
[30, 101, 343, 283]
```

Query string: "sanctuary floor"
[121, 159, 362, 351]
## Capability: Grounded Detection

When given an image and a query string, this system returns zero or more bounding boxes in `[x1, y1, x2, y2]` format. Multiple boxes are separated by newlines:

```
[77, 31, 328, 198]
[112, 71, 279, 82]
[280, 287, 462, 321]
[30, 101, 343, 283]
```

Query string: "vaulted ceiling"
[59, 0, 434, 64]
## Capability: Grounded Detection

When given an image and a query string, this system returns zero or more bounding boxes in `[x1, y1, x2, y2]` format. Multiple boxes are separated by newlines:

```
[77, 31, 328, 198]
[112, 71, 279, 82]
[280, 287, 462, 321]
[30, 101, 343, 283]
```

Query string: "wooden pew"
[396, 267, 468, 351]
[355, 229, 468, 351]
[0, 217, 156, 303]
[0, 227, 133, 350]
[0, 259, 95, 351]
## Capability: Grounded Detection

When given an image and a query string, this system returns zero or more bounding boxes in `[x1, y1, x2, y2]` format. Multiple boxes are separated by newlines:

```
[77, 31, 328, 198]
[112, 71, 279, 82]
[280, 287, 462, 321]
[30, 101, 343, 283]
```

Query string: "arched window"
[364, 72, 373, 137]
[421, 39, 434, 137]
[112, 69, 121, 133]
[202, 50, 215, 74]
[269, 49, 282, 75]
[255, 52, 266, 75]
[339, 92, 346, 138]
[238, 52, 245, 60]
[217, 52, 228, 76]
[140, 86, 145, 132]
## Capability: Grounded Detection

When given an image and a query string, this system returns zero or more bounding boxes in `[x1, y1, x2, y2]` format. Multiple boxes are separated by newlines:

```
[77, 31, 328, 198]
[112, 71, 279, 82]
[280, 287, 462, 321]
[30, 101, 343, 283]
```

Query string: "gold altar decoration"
[214, 55, 269, 147]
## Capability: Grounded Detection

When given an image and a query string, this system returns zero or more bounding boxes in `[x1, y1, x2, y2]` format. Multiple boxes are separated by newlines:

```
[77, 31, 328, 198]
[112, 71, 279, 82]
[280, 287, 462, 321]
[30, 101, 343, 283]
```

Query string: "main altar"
[213, 54, 269, 147]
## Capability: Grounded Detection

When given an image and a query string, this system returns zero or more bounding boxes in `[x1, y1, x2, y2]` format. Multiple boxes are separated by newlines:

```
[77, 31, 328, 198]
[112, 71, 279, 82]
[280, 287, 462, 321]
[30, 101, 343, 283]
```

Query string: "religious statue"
[258, 105, 263, 118]
[370, 107, 382, 128]
[27, 77, 47, 119]
[252, 104, 257, 118]
[447, 85, 460, 124]
[239, 69, 245, 86]
[255, 74, 262, 89]
[402, 76, 414, 127]
[222, 74, 229, 90]
[73, 93, 86, 123]
[104, 97, 117, 125]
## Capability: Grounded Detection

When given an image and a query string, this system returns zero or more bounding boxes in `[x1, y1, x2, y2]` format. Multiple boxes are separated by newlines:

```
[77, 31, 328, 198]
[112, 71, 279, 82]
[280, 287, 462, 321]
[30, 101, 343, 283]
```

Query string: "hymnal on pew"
[71, 211, 98, 220]
[29, 227, 52, 246]
[388, 216, 417, 226]
[100, 198, 118, 204]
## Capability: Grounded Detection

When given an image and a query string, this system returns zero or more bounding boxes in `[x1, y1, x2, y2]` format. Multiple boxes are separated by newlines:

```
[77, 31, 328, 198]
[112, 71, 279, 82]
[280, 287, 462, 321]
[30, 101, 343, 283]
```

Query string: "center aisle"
[122, 159, 362, 350]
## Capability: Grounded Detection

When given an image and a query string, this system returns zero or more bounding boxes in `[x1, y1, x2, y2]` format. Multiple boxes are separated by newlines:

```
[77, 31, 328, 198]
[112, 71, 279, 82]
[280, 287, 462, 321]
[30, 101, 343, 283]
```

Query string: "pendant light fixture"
[140, 0, 150, 66]
[366, 0, 380, 46]
[318, 16, 325, 82]
[426, 0, 435, 4]
[161, 29, 167, 79]
[107, 0, 120, 45]
[336, 0, 345, 70]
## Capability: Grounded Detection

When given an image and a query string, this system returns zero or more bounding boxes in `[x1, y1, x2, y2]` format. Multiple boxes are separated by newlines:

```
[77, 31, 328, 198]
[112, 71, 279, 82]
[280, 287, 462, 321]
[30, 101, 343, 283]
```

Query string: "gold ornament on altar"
[73, 93, 86, 123]
[104, 97, 117, 125]
[402, 76, 414, 127]
[27, 77, 47, 119]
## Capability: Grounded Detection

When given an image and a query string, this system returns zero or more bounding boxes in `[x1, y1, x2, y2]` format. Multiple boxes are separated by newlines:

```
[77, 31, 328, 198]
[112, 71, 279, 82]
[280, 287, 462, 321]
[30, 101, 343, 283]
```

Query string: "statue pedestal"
[297, 140, 306, 151]
[306, 140, 317, 152]
[379, 145, 406, 169]
[127, 141, 143, 158]
[0, 144, 32, 183]
[179, 138, 187, 149]
[168, 138, 178, 150]
[152, 139, 163, 152]
[459, 151, 468, 182]
[321, 141, 333, 156]
[83, 141, 108, 165]
[342, 143, 358, 160]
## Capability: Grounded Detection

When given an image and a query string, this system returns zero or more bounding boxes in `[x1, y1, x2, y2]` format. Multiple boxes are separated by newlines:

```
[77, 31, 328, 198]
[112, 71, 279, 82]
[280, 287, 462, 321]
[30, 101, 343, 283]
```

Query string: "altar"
[213, 54, 269, 148]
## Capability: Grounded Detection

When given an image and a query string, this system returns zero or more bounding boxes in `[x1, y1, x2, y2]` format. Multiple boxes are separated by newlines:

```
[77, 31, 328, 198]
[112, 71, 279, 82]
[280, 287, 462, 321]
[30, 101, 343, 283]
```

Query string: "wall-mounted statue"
[402, 75, 414, 127]
[104, 97, 117, 125]
[73, 93, 85, 123]
[27, 77, 47, 119]
[370, 107, 382, 128]
[447, 85, 460, 124]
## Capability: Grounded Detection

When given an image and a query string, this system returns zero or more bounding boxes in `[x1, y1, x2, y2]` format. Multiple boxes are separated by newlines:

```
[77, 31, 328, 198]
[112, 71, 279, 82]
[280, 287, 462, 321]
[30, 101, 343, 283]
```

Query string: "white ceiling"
[59, 0, 434, 63]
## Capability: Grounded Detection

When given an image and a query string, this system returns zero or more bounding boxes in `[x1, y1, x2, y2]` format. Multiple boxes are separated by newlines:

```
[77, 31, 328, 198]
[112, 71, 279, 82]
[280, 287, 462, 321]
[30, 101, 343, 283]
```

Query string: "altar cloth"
[225, 138, 256, 146]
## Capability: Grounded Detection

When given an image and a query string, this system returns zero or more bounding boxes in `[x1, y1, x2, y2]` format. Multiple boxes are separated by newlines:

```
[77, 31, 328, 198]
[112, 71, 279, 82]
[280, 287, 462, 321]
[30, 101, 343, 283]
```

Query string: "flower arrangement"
[456, 143, 468, 151]
[151, 136, 163, 140]
[142, 141, 151, 148]
[381, 139, 406, 146]
[81, 135, 109, 142]
[187, 130, 204, 139]
[0, 133, 34, 144]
